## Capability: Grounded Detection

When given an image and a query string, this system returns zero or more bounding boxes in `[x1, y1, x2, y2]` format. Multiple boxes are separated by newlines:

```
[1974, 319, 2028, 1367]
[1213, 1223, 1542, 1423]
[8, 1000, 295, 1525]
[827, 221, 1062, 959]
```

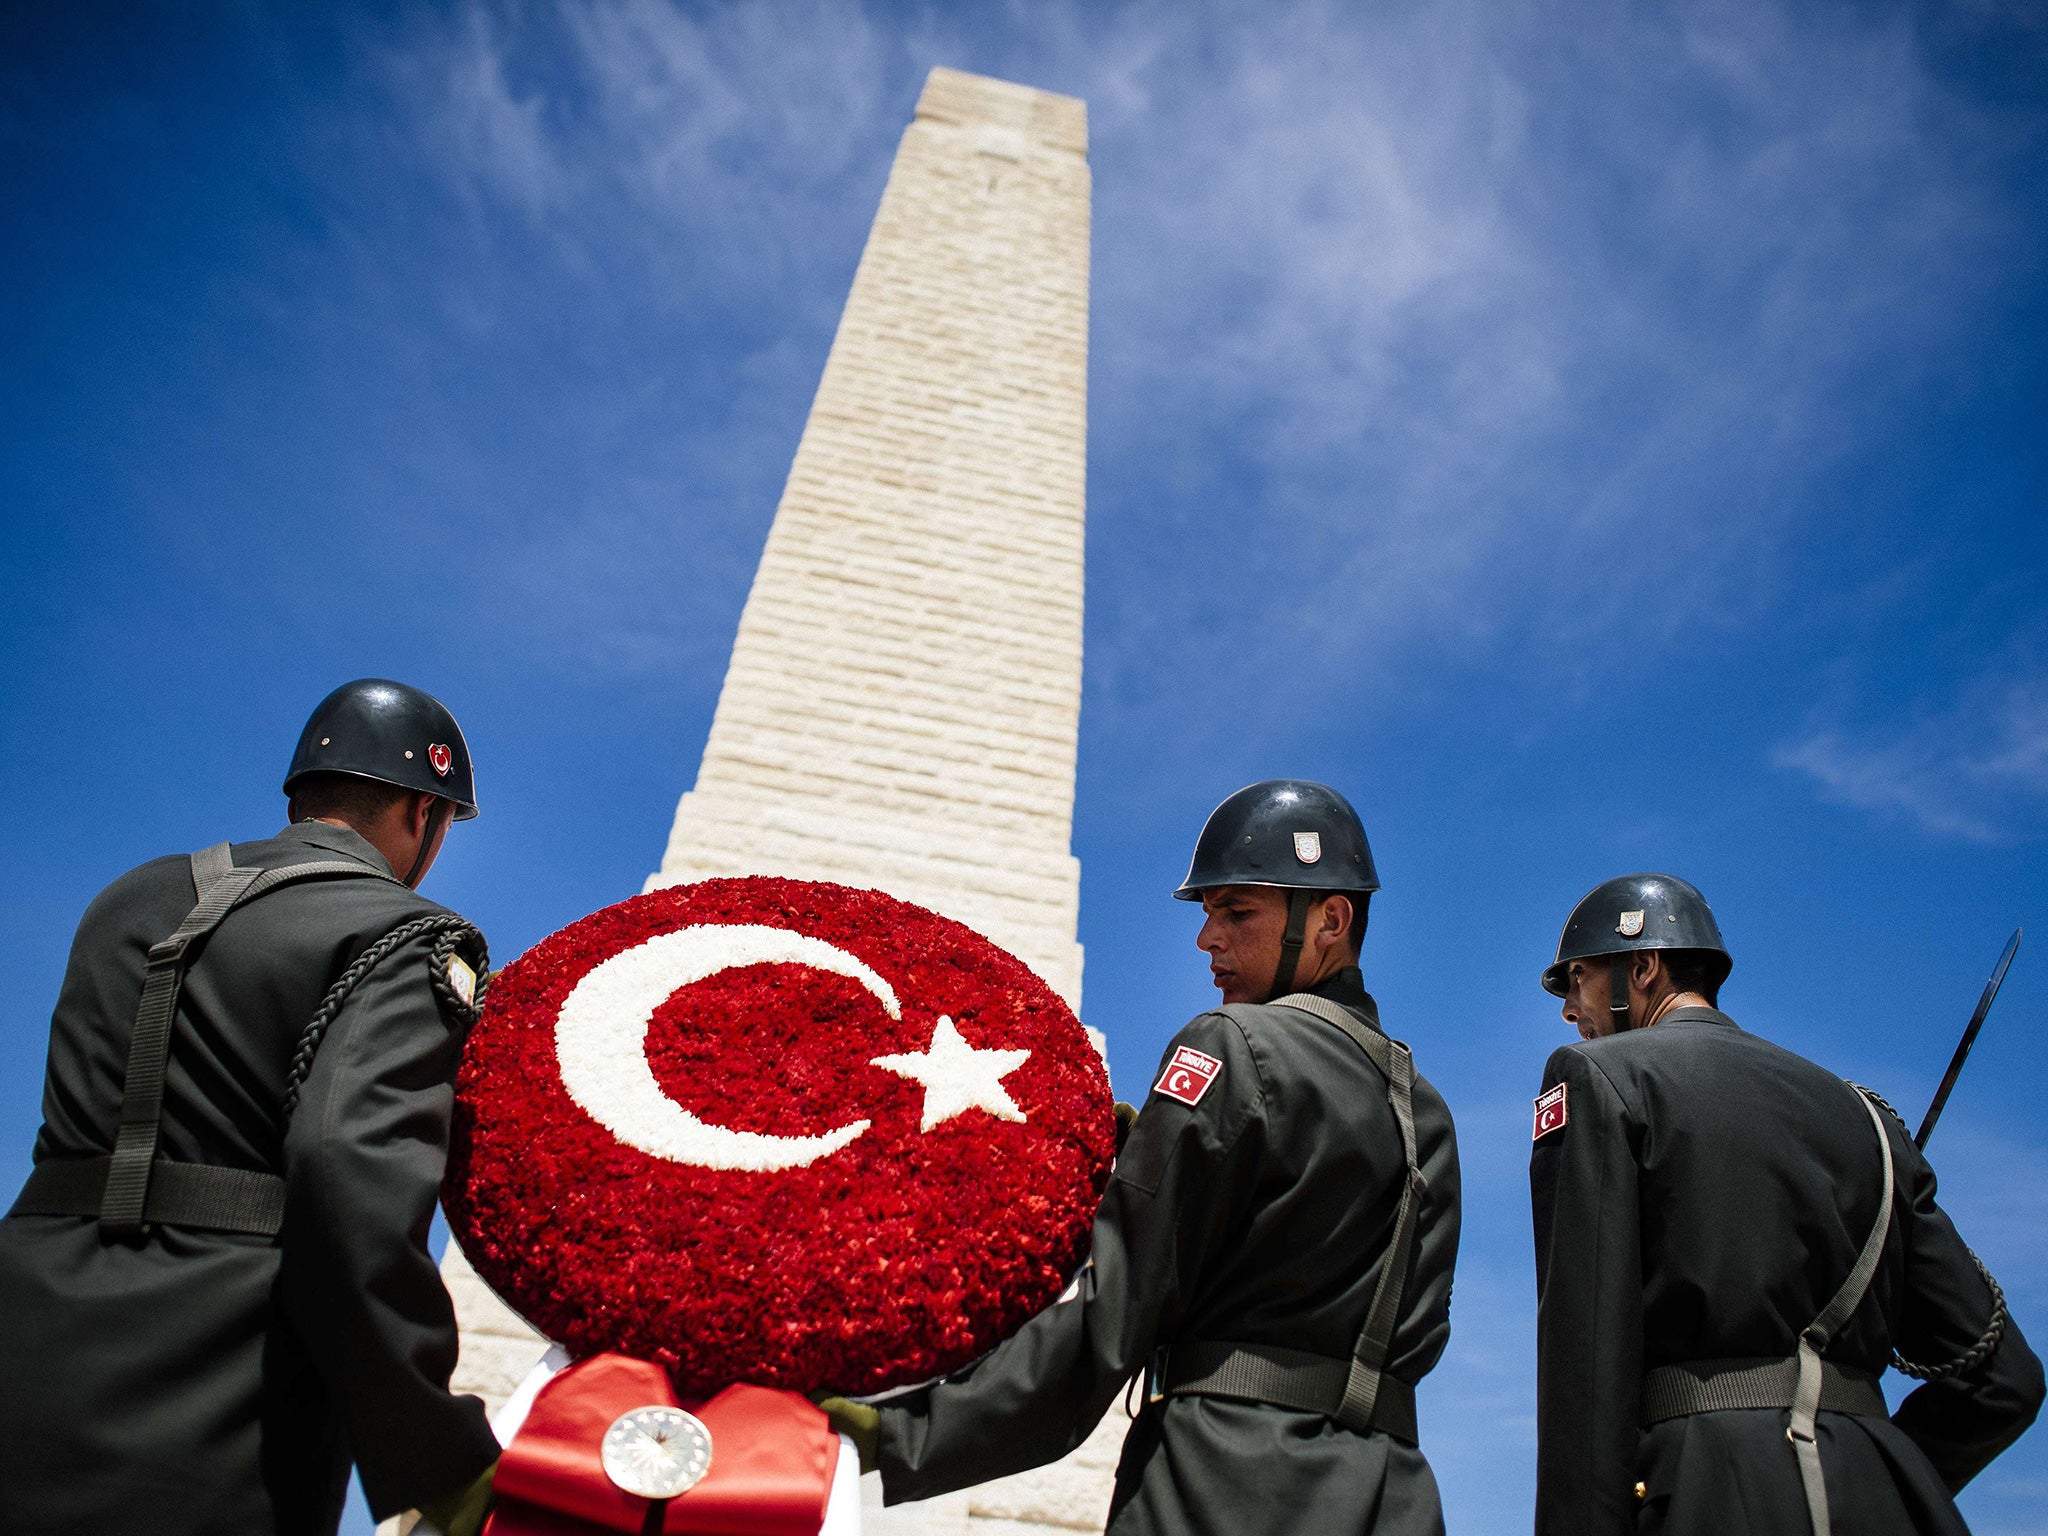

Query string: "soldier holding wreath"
[826, 779, 1463, 1536]
[0, 680, 500, 1536]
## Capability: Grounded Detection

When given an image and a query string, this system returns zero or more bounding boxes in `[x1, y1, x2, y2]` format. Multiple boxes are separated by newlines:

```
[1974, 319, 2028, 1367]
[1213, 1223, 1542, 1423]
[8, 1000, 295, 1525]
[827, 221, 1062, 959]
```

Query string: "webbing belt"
[1643, 1089, 1894, 1536]
[12, 1155, 286, 1237]
[1643, 1357, 1886, 1424]
[1162, 1339, 1419, 1445]
[11, 843, 392, 1240]
[1161, 993, 1426, 1440]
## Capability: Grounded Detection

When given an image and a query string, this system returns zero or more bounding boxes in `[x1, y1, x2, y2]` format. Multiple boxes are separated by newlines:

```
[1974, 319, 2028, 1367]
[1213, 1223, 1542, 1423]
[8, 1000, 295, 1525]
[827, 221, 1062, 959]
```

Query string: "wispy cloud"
[439, 5, 569, 220]
[396, 0, 900, 305]
[1775, 664, 2048, 842]
[350, 0, 2037, 752]
[1776, 731, 2001, 841]
[1067, 1, 2022, 710]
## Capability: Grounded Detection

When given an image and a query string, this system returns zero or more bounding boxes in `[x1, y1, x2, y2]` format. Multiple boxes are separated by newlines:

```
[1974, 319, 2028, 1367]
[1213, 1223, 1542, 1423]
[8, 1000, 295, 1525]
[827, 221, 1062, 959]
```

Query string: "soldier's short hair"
[1658, 948, 1722, 1006]
[287, 770, 417, 826]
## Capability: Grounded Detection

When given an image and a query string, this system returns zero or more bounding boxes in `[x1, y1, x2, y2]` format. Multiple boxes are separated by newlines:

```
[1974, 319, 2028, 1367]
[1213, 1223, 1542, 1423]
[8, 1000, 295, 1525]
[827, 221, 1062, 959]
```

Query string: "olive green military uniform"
[878, 967, 1461, 1536]
[1531, 1007, 2043, 1536]
[0, 822, 499, 1535]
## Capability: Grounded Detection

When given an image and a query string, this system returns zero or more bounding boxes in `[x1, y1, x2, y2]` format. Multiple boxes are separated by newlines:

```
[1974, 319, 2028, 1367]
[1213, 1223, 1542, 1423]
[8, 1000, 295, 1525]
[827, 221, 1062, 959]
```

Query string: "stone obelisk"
[438, 66, 1122, 1535]
[650, 68, 1088, 1006]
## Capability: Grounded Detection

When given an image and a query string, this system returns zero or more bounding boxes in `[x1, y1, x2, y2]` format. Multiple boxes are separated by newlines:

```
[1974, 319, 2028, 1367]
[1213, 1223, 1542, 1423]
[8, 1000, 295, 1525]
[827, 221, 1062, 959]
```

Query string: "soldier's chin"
[1212, 972, 1254, 1003]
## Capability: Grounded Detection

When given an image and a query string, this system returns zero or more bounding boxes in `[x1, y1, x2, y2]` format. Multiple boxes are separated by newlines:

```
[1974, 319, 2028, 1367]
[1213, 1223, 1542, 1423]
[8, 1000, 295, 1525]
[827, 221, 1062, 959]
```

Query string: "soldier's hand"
[1114, 1101, 1140, 1153]
[812, 1395, 880, 1473]
[417, 1456, 497, 1536]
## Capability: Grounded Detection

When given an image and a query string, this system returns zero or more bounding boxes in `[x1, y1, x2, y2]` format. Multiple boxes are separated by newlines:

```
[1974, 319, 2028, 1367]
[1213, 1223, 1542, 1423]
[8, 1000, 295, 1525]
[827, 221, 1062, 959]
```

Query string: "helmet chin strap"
[401, 799, 452, 889]
[1268, 890, 1314, 1001]
[1610, 953, 1633, 1032]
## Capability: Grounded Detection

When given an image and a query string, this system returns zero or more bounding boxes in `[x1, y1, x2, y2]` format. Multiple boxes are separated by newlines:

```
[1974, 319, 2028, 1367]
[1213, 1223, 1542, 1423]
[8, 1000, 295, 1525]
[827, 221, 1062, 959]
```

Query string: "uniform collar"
[1657, 1004, 1737, 1028]
[1307, 966, 1382, 1030]
[274, 819, 396, 878]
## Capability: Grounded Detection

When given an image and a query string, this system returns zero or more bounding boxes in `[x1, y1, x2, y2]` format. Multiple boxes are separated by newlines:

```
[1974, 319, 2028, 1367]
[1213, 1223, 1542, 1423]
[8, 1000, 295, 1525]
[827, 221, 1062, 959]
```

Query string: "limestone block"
[963, 1402, 1132, 1529]
[440, 1239, 550, 1412]
[864, 1479, 973, 1535]
[860, 1398, 1129, 1534]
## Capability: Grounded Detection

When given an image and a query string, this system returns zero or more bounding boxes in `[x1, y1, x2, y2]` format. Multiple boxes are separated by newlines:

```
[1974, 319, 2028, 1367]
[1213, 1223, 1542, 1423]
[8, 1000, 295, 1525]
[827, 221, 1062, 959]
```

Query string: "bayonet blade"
[1916, 928, 2022, 1150]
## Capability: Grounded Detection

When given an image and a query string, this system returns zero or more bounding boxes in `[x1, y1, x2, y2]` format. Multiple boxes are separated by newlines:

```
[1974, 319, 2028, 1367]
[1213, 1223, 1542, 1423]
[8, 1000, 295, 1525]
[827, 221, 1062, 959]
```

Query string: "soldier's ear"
[1318, 893, 1355, 952]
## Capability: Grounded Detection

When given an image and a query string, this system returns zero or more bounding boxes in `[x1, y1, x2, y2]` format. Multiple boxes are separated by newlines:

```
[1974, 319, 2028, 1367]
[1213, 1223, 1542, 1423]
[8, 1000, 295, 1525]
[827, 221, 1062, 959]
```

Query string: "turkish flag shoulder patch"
[1533, 1082, 1569, 1140]
[1155, 1046, 1222, 1108]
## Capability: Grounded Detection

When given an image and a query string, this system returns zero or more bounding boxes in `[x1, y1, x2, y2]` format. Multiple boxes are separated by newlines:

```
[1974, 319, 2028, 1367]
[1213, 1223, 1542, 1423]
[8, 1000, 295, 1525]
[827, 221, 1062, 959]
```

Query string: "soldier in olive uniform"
[1530, 873, 2043, 1536]
[0, 680, 502, 1536]
[825, 781, 1462, 1536]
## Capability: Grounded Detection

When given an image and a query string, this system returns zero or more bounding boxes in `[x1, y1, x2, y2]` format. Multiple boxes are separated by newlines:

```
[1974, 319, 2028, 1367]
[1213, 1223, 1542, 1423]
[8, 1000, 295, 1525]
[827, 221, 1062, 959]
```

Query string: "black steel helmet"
[283, 679, 479, 819]
[1541, 873, 1729, 998]
[1174, 780, 1380, 900]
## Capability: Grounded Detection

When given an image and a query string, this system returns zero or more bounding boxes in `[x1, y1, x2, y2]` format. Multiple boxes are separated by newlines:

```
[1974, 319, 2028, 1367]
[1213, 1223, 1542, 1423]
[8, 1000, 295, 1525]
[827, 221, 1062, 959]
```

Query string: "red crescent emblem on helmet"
[427, 743, 453, 777]
[444, 878, 1113, 1396]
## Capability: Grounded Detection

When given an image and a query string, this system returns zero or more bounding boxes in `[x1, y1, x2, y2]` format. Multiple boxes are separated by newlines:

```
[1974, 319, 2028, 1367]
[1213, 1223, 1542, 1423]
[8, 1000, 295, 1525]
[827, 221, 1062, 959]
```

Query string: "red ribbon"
[483, 1354, 839, 1536]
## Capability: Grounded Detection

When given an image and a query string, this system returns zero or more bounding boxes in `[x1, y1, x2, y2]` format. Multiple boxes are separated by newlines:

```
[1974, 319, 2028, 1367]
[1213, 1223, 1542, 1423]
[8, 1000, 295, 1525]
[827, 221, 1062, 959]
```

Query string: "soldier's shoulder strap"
[1266, 992, 1415, 1127]
[1644, 1084, 1896, 1536]
[103, 844, 403, 1235]
[1856, 1082, 1911, 1131]
[1781, 1085, 1895, 1536]
[1174, 992, 1425, 1437]
[15, 844, 397, 1241]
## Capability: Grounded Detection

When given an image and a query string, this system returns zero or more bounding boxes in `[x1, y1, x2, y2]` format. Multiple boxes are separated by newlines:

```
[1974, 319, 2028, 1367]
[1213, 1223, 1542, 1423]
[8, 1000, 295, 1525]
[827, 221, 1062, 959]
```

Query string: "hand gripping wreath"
[444, 878, 1114, 1397]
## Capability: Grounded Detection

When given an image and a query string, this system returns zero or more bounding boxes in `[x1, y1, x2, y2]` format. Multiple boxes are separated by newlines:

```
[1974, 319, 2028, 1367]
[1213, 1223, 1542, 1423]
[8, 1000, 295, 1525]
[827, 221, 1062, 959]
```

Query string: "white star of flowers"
[869, 1015, 1031, 1132]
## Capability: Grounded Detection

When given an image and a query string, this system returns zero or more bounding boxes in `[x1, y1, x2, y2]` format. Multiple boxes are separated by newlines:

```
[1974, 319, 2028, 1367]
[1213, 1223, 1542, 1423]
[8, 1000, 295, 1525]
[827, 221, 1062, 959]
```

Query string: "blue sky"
[3, 2, 2045, 1530]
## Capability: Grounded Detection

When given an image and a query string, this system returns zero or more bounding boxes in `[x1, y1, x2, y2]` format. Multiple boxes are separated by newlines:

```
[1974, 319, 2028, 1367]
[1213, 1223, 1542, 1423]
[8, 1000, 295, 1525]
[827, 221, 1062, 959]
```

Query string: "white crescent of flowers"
[553, 923, 1031, 1172]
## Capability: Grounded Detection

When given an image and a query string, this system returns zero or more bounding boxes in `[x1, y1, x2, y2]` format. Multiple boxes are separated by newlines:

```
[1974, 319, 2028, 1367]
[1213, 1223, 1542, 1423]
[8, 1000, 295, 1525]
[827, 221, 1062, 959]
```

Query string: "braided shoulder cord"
[280, 914, 488, 1123]
[1857, 1084, 1908, 1128]
[1894, 1248, 2009, 1380]
[1853, 1086, 2011, 1380]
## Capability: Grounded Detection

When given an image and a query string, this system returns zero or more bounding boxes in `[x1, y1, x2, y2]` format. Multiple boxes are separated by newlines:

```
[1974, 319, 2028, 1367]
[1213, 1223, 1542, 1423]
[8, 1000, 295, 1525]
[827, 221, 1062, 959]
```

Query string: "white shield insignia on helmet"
[1293, 832, 1322, 864]
[1616, 910, 1645, 937]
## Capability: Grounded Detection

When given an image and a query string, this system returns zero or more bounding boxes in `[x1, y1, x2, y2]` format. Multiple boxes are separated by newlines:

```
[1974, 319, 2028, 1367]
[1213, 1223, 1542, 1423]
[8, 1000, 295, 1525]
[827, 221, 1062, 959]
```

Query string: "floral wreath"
[444, 877, 1114, 1396]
